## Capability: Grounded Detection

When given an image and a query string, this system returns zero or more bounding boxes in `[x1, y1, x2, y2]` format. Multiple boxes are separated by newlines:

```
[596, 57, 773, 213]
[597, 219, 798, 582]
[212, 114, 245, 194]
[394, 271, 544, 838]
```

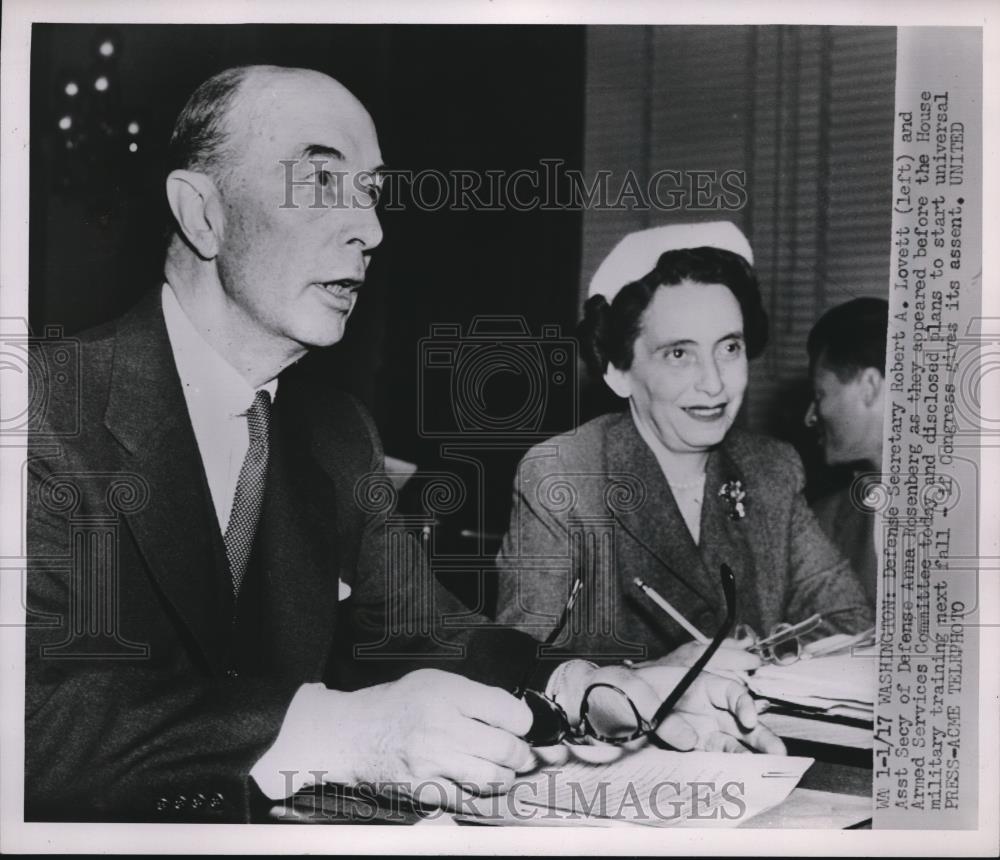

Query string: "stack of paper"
[454, 747, 813, 828]
[748, 640, 875, 748]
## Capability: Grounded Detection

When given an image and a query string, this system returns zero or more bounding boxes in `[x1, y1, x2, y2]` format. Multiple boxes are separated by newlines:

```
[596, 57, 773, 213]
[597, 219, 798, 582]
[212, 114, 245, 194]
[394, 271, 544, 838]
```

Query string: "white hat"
[588, 220, 754, 302]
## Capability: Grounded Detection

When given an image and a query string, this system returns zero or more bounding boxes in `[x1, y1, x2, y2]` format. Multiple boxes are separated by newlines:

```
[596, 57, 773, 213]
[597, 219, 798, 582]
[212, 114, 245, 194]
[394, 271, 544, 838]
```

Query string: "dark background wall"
[29, 23, 586, 465]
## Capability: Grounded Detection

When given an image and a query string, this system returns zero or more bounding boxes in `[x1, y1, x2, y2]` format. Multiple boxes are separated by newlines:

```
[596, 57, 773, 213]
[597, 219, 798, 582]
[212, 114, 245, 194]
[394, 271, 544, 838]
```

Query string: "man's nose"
[804, 400, 817, 428]
[348, 203, 383, 252]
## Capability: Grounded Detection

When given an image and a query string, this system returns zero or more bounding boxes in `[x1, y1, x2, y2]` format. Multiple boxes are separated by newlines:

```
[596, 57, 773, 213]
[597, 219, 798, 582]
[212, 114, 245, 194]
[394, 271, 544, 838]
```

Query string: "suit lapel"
[256, 376, 341, 679]
[104, 291, 231, 673]
[700, 443, 763, 632]
[602, 414, 720, 635]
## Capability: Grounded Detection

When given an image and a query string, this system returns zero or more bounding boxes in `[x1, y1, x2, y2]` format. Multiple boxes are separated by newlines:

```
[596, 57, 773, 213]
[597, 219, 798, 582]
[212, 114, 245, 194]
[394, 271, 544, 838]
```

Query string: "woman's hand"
[634, 665, 786, 755]
[526, 663, 708, 768]
[636, 638, 762, 675]
[535, 661, 784, 765]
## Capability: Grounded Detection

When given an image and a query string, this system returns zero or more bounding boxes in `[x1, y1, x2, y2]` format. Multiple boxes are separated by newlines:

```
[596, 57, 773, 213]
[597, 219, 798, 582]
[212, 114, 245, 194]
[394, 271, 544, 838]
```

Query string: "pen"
[633, 577, 710, 644]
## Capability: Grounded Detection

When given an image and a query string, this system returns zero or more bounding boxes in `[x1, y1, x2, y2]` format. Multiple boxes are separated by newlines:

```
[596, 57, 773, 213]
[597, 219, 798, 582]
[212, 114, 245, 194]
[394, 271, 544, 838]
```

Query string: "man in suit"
[27, 65, 776, 823]
[804, 297, 889, 607]
[26, 63, 542, 823]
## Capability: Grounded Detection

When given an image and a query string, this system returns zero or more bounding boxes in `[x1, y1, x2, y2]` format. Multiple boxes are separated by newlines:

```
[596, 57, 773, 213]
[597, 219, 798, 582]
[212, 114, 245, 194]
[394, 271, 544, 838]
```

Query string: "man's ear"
[165, 169, 225, 260]
[603, 364, 632, 400]
[859, 366, 884, 407]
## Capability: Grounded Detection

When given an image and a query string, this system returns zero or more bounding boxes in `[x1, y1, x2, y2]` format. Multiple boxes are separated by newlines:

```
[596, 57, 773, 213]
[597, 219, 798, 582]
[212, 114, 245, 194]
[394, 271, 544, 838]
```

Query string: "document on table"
[453, 747, 813, 828]
[749, 649, 875, 715]
[747, 644, 875, 748]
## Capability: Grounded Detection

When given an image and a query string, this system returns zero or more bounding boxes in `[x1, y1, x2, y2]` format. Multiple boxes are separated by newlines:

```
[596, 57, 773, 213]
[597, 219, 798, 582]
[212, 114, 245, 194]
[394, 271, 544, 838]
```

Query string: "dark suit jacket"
[495, 412, 874, 661]
[25, 291, 535, 822]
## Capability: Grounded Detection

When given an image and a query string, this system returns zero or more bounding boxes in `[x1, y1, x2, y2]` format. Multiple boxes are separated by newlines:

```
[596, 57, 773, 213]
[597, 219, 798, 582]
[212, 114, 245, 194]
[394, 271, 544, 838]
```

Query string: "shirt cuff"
[249, 682, 331, 801]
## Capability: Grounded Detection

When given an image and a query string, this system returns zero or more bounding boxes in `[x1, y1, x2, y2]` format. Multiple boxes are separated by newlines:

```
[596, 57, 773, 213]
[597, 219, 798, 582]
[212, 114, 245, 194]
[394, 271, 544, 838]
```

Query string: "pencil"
[633, 577, 710, 644]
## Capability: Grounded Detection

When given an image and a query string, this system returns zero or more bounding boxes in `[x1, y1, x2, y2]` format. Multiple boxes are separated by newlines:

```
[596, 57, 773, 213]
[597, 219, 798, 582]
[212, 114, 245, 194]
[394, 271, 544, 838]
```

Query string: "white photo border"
[1, 0, 997, 855]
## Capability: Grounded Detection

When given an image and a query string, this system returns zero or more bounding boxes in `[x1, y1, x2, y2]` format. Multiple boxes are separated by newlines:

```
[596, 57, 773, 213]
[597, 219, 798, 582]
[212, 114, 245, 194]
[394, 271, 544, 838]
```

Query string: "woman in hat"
[495, 221, 873, 674]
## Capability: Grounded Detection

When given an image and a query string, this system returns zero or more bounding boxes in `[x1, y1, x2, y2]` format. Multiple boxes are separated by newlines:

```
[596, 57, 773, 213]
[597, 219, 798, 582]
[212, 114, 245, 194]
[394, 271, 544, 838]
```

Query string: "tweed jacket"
[495, 411, 874, 662]
[813, 485, 878, 609]
[25, 291, 535, 822]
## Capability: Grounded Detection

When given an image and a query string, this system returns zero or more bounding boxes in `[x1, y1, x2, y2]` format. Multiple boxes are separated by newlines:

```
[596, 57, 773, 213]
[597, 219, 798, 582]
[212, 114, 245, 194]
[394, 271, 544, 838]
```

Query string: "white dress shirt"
[161, 284, 278, 534]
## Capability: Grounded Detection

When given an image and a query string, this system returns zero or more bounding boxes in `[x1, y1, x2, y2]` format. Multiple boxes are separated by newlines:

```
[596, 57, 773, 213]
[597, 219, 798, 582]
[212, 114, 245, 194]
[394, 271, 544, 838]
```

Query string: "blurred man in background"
[804, 297, 889, 607]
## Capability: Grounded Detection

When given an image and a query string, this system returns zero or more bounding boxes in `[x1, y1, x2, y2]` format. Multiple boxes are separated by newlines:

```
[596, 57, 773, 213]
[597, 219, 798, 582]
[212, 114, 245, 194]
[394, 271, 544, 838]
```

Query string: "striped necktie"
[224, 389, 271, 595]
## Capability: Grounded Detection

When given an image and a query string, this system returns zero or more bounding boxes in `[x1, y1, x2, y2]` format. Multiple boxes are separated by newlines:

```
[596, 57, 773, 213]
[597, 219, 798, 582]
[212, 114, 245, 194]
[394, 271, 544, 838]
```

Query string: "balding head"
[168, 65, 369, 193]
[163, 64, 384, 385]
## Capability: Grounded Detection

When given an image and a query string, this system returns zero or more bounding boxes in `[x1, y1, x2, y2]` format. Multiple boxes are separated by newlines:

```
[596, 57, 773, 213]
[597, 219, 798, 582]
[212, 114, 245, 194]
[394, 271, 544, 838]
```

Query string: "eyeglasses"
[735, 613, 876, 665]
[516, 564, 736, 747]
[734, 614, 824, 666]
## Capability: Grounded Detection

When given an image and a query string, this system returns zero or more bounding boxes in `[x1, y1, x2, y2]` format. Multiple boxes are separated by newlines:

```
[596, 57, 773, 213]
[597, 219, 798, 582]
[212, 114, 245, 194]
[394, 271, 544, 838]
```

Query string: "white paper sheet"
[455, 747, 813, 828]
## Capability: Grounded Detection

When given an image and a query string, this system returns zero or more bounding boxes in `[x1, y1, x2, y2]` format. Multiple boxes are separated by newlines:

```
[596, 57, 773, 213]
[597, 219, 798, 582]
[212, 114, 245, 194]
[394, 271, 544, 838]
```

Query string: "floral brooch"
[718, 480, 747, 520]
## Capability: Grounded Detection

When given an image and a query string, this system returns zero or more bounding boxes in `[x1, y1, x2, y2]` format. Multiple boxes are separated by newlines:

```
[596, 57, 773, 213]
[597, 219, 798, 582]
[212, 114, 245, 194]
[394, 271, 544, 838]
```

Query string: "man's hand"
[257, 669, 534, 808]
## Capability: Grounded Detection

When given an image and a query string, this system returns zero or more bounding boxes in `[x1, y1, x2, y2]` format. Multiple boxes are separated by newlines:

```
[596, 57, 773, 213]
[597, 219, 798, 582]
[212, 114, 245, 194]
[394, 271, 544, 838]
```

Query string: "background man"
[804, 296, 889, 606]
[26, 65, 777, 822]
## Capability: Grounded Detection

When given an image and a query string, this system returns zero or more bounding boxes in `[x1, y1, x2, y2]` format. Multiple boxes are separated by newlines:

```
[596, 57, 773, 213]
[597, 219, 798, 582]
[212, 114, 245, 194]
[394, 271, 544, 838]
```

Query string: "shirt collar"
[161, 283, 278, 417]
